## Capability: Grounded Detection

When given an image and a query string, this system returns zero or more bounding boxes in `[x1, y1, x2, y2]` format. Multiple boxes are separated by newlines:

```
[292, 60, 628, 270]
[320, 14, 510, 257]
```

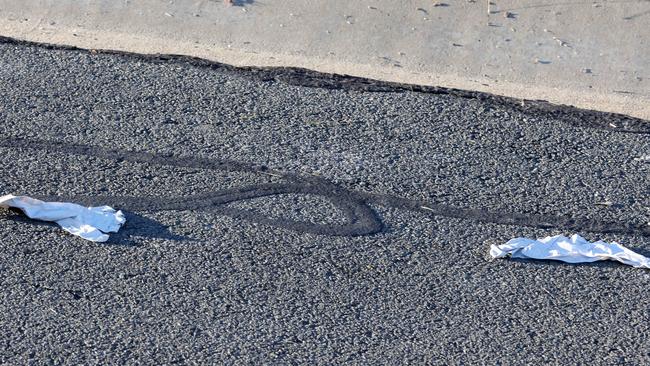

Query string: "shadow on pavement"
[2, 209, 189, 245]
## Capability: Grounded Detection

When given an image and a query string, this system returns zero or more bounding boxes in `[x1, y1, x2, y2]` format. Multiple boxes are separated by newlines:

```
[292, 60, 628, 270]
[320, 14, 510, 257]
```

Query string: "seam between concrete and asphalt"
[0, 0, 648, 121]
[2, 35, 649, 135]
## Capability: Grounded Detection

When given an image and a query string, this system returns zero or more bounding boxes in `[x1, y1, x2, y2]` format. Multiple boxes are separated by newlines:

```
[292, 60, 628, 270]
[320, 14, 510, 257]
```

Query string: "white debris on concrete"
[490, 234, 650, 269]
[0, 195, 125, 242]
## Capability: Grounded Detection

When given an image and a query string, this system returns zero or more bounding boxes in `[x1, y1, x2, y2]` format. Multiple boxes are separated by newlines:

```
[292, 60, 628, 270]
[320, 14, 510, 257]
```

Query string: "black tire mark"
[1, 137, 648, 237]
[47, 182, 382, 236]
[1, 138, 382, 236]
[363, 193, 649, 237]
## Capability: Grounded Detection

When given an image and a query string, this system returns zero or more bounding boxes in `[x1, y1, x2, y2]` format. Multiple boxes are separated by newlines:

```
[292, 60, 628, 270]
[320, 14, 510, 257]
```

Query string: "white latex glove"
[1, 194, 125, 242]
[491, 234, 650, 269]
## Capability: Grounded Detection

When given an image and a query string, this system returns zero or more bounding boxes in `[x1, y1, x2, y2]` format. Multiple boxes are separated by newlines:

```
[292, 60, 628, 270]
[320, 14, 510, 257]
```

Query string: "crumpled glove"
[1, 194, 125, 242]
[490, 234, 650, 269]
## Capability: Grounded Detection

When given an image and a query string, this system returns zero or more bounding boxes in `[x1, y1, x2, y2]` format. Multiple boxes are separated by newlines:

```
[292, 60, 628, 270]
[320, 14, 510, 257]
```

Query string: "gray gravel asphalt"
[1, 39, 649, 365]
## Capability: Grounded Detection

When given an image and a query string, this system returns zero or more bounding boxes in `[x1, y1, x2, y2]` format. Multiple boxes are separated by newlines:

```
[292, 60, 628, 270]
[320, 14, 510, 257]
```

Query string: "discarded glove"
[490, 234, 650, 269]
[0, 195, 125, 242]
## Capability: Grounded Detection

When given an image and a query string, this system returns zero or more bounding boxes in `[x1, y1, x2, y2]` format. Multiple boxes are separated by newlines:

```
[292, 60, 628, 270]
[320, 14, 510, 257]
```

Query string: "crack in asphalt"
[2, 137, 648, 238]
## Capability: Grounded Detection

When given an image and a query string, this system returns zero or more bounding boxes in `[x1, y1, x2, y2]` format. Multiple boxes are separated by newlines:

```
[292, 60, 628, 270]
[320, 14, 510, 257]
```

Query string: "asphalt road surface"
[1, 39, 649, 365]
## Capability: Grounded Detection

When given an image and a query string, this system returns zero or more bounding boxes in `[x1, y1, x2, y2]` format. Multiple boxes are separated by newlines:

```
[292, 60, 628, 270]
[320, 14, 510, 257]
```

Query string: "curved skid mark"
[1, 137, 648, 237]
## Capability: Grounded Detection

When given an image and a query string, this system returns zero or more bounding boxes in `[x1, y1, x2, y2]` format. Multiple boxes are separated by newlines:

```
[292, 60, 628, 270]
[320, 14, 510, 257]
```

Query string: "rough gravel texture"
[1, 40, 649, 365]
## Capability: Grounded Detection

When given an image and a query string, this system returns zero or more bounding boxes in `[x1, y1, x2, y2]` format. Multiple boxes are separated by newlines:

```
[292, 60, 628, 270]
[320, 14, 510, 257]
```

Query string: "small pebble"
[633, 155, 650, 162]
[553, 37, 569, 47]
[595, 200, 614, 206]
